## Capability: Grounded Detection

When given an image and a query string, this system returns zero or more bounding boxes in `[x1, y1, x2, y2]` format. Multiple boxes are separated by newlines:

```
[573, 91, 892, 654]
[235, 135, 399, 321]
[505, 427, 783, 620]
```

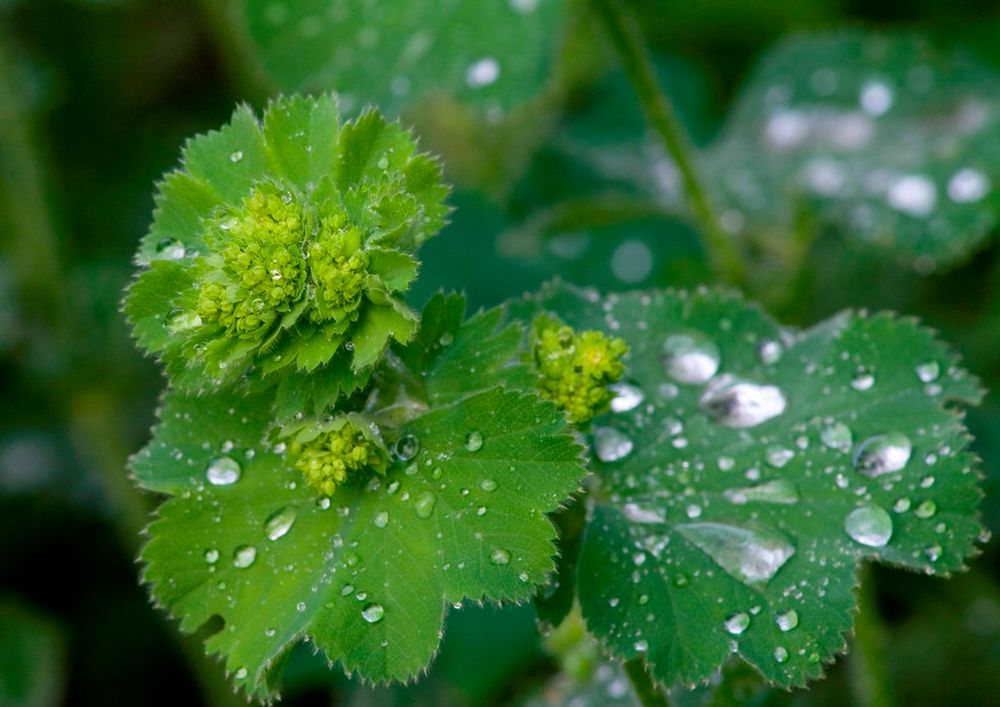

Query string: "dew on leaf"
[374, 511, 390, 528]
[851, 371, 875, 391]
[699, 375, 787, 428]
[766, 446, 794, 468]
[394, 434, 419, 461]
[609, 381, 645, 412]
[361, 604, 384, 623]
[893, 497, 912, 513]
[757, 339, 783, 365]
[859, 80, 893, 116]
[206, 456, 241, 486]
[490, 548, 511, 565]
[677, 522, 796, 585]
[776, 609, 799, 632]
[166, 309, 202, 334]
[916, 361, 940, 382]
[466, 57, 500, 88]
[821, 422, 853, 452]
[622, 502, 666, 524]
[229, 150, 244, 163]
[915, 499, 937, 518]
[340, 584, 354, 597]
[414, 491, 436, 519]
[232, 545, 257, 568]
[264, 505, 298, 541]
[464, 431, 483, 452]
[634, 640, 649, 652]
[593, 427, 634, 462]
[723, 479, 800, 505]
[886, 174, 936, 217]
[479, 479, 497, 492]
[853, 432, 912, 477]
[204, 548, 219, 564]
[844, 506, 893, 547]
[661, 332, 720, 384]
[774, 646, 789, 663]
[155, 237, 185, 260]
[234, 667, 248, 680]
[947, 168, 989, 203]
[724, 611, 751, 635]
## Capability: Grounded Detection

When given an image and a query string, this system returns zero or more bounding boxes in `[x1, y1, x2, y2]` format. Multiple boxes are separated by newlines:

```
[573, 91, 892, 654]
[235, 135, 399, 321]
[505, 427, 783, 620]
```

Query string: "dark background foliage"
[1, 0, 999, 705]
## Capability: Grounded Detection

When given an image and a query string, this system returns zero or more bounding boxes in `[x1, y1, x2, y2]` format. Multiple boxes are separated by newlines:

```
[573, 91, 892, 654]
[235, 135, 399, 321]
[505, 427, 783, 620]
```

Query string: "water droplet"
[773, 646, 789, 663]
[609, 381, 645, 412]
[757, 339, 783, 365]
[851, 371, 875, 391]
[677, 522, 795, 585]
[229, 150, 244, 163]
[844, 506, 893, 547]
[155, 237, 186, 260]
[699, 375, 787, 428]
[948, 168, 990, 203]
[914, 499, 937, 519]
[893, 497, 911, 513]
[394, 434, 419, 461]
[479, 479, 497, 492]
[464, 431, 483, 452]
[593, 427, 634, 462]
[414, 491, 436, 519]
[340, 583, 354, 596]
[718, 456, 735, 471]
[916, 361, 940, 383]
[776, 609, 799, 632]
[853, 432, 911, 477]
[374, 511, 389, 529]
[887, 174, 936, 217]
[661, 332, 720, 384]
[622, 502, 666, 524]
[724, 611, 750, 635]
[206, 456, 241, 486]
[376, 155, 389, 170]
[166, 309, 202, 333]
[859, 80, 893, 116]
[821, 422, 853, 452]
[723, 479, 800, 505]
[766, 446, 794, 468]
[361, 604, 384, 623]
[233, 545, 257, 568]
[264, 505, 297, 541]
[633, 640, 649, 652]
[466, 57, 500, 88]
[234, 667, 248, 679]
[490, 548, 511, 565]
[204, 548, 219, 564]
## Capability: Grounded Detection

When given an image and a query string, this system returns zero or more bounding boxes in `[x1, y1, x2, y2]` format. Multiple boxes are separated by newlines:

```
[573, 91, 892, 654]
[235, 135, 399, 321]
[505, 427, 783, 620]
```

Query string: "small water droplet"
[234, 666, 248, 679]
[622, 502, 666, 524]
[593, 427, 633, 462]
[361, 604, 384, 623]
[376, 155, 389, 170]
[229, 150, 244, 163]
[724, 611, 750, 635]
[661, 332, 720, 384]
[490, 548, 511, 565]
[204, 548, 219, 564]
[757, 339, 783, 365]
[374, 511, 389, 529]
[916, 361, 940, 383]
[206, 456, 241, 486]
[414, 491, 436, 519]
[914, 499, 937, 519]
[633, 640, 649, 652]
[724, 479, 800, 505]
[844, 506, 893, 547]
[609, 382, 645, 412]
[853, 432, 911, 477]
[341, 583, 354, 596]
[766, 446, 794, 468]
[851, 371, 875, 391]
[677, 522, 795, 585]
[776, 609, 799, 632]
[821, 422, 853, 452]
[948, 168, 990, 203]
[466, 57, 500, 88]
[155, 237, 186, 260]
[394, 434, 419, 461]
[859, 80, 893, 116]
[264, 505, 297, 541]
[464, 431, 483, 452]
[893, 497, 912, 513]
[479, 479, 497, 492]
[700, 375, 787, 428]
[233, 545, 257, 568]
[773, 646, 789, 663]
[887, 174, 936, 217]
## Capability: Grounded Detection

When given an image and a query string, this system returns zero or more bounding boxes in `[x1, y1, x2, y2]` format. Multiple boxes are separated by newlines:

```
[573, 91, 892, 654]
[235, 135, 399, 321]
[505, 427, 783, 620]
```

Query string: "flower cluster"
[532, 316, 629, 424]
[288, 416, 386, 496]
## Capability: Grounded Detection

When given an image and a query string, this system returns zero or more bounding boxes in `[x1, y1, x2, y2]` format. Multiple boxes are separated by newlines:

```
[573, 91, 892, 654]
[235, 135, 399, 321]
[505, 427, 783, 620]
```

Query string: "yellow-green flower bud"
[291, 418, 382, 497]
[309, 213, 370, 324]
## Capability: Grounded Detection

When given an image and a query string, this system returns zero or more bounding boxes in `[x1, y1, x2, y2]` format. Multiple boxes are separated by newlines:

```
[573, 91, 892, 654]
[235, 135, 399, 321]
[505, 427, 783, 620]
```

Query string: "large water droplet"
[723, 479, 800, 505]
[361, 603, 385, 623]
[699, 375, 787, 428]
[155, 237, 186, 260]
[490, 548, 511, 565]
[593, 427, 634, 462]
[394, 434, 419, 461]
[264, 505, 297, 541]
[622, 502, 666, 524]
[206, 456, 241, 486]
[464, 431, 483, 452]
[853, 432, 911, 477]
[233, 545, 257, 568]
[776, 609, 799, 632]
[844, 506, 893, 547]
[414, 491, 436, 519]
[609, 382, 645, 412]
[677, 522, 795, 585]
[661, 332, 720, 384]
[724, 611, 750, 635]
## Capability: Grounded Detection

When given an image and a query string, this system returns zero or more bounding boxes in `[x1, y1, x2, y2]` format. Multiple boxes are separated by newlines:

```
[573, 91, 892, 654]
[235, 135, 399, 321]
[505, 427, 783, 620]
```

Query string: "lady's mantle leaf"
[132, 295, 585, 698]
[243, 0, 567, 117]
[519, 281, 984, 689]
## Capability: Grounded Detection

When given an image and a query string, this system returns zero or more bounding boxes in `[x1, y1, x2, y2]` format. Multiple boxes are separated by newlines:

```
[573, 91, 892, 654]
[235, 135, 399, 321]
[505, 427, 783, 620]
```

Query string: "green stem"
[623, 656, 671, 707]
[588, 0, 745, 285]
[848, 567, 895, 707]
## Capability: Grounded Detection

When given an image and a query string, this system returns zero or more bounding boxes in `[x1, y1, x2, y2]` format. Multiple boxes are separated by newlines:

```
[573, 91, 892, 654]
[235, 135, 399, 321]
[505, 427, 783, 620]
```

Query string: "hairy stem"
[623, 656, 671, 707]
[588, 0, 745, 285]
[848, 567, 896, 707]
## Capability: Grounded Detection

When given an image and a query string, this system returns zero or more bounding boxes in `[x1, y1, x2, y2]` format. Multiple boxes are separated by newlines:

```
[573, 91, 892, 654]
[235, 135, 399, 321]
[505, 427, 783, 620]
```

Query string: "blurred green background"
[2, 0, 1000, 705]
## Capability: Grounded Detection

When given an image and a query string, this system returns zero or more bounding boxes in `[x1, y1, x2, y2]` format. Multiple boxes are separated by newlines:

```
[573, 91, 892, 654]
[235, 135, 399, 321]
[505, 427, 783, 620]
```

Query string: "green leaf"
[124, 94, 448, 402]
[0, 600, 65, 707]
[243, 0, 567, 117]
[519, 281, 985, 689]
[706, 30, 1000, 269]
[133, 295, 586, 698]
